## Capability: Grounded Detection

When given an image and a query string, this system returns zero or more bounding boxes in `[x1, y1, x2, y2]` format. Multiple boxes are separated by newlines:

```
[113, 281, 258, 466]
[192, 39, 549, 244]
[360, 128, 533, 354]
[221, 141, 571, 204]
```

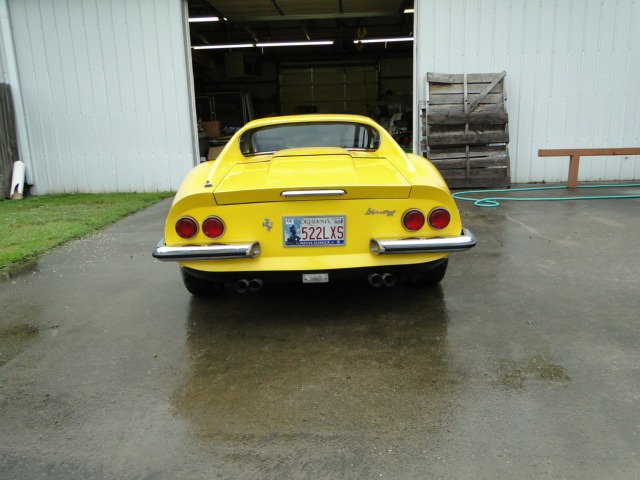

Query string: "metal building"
[0, 0, 196, 194]
[1, 0, 639, 194]
[414, 0, 640, 184]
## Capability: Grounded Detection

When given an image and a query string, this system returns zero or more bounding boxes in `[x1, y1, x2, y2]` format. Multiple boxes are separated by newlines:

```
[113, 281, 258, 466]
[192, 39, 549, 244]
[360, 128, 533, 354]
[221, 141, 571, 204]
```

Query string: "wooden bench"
[538, 148, 640, 189]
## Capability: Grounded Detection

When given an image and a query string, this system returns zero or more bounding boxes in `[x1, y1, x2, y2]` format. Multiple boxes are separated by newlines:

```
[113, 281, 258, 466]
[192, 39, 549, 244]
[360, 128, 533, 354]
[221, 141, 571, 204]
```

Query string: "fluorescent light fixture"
[354, 37, 414, 44]
[188, 16, 220, 22]
[255, 40, 334, 47]
[404, 8, 415, 13]
[192, 43, 254, 50]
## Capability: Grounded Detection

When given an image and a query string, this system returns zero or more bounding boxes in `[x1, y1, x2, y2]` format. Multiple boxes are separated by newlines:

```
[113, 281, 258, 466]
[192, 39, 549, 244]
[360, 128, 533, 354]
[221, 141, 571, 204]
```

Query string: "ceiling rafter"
[244, 25, 260, 42]
[270, 0, 285, 17]
[203, 0, 228, 20]
[300, 21, 311, 40]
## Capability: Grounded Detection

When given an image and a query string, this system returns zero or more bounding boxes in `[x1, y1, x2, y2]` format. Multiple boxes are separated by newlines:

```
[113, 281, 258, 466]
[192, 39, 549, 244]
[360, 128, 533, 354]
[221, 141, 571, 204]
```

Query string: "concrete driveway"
[1, 188, 639, 479]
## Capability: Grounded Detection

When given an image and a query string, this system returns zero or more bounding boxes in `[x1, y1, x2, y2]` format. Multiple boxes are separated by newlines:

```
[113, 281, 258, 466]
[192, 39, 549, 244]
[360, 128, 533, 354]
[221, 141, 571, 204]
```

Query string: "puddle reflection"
[173, 282, 466, 441]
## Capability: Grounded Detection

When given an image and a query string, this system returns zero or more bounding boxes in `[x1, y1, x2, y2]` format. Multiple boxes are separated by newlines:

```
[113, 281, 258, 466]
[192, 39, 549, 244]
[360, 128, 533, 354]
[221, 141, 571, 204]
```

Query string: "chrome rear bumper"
[370, 228, 476, 255]
[153, 227, 474, 261]
[152, 240, 261, 261]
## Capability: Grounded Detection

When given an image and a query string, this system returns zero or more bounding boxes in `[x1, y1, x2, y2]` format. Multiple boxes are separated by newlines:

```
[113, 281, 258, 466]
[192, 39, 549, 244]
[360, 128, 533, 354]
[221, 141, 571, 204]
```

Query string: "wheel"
[409, 258, 448, 287]
[180, 268, 221, 296]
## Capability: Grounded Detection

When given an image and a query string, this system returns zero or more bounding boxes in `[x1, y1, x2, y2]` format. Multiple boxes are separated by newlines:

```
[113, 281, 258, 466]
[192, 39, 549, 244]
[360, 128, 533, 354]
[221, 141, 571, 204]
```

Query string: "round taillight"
[175, 217, 198, 239]
[202, 216, 225, 239]
[402, 209, 425, 232]
[428, 208, 451, 230]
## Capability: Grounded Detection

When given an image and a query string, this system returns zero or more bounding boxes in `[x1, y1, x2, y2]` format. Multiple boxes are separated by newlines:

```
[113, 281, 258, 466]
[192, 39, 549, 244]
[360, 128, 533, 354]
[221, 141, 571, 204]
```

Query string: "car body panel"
[214, 150, 411, 204]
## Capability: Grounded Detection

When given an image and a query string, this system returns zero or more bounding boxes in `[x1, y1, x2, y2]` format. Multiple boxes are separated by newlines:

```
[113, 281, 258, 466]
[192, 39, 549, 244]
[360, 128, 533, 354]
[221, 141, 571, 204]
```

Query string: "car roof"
[240, 113, 380, 131]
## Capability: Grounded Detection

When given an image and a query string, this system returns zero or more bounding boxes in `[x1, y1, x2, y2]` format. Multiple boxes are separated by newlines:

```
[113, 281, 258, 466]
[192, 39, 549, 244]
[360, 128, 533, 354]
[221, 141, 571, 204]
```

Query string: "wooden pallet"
[421, 72, 511, 189]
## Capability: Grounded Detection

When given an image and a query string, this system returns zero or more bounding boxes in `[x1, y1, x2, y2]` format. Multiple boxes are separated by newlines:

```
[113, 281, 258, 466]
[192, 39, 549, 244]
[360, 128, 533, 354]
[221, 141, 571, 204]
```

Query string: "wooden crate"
[421, 72, 511, 188]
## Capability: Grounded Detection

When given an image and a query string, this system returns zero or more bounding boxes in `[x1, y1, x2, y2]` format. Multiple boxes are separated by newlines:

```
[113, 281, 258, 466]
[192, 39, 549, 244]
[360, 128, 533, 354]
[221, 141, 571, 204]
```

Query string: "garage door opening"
[186, 0, 415, 155]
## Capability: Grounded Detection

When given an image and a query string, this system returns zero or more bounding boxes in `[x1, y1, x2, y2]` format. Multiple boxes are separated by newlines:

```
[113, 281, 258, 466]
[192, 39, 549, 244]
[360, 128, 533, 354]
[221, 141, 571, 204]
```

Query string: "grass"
[0, 192, 172, 274]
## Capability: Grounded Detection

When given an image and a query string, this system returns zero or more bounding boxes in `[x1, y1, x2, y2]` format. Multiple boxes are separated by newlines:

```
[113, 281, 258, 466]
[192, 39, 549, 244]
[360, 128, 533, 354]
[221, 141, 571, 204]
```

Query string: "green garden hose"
[452, 184, 640, 207]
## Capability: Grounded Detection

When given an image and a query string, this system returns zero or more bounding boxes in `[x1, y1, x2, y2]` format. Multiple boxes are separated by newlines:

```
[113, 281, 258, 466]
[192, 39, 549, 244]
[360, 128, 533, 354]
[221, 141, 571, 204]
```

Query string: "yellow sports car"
[153, 114, 475, 295]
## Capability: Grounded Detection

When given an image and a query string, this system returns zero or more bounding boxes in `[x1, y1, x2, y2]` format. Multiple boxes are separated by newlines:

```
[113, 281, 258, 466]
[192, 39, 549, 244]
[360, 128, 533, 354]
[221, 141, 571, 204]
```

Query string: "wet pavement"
[0, 187, 639, 479]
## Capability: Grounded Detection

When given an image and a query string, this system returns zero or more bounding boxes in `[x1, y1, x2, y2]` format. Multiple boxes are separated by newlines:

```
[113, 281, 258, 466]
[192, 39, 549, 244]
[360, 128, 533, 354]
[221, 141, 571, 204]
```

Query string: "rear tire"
[409, 258, 448, 287]
[180, 268, 221, 296]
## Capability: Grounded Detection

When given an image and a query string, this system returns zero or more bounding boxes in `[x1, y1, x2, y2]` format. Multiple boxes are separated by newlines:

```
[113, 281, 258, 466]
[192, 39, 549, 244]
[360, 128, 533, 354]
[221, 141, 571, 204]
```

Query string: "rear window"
[239, 122, 380, 155]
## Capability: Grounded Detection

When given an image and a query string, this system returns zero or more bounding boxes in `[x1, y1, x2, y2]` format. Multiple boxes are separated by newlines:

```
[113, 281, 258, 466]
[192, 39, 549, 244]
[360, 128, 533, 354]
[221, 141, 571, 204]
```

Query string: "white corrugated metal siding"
[415, 0, 640, 183]
[8, 0, 195, 193]
[0, 10, 8, 83]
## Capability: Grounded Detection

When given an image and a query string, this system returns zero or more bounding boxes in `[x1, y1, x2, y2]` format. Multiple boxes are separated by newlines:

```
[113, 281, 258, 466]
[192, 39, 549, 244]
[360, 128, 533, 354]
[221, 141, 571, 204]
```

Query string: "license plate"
[283, 216, 346, 247]
[303, 273, 329, 283]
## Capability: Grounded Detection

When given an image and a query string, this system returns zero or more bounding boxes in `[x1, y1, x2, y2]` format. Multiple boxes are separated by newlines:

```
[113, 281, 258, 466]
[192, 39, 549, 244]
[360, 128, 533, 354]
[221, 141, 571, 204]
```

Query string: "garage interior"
[187, 0, 415, 152]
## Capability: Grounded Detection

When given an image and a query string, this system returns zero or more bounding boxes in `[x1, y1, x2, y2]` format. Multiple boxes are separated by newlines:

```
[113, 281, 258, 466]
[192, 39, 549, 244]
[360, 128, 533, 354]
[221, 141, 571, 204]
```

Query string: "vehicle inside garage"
[187, 0, 415, 154]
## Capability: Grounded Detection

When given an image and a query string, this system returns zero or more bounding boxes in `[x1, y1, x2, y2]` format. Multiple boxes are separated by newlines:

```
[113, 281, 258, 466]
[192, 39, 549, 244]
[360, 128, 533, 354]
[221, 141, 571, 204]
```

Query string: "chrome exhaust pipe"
[234, 278, 249, 293]
[382, 273, 397, 287]
[368, 273, 384, 287]
[248, 278, 264, 293]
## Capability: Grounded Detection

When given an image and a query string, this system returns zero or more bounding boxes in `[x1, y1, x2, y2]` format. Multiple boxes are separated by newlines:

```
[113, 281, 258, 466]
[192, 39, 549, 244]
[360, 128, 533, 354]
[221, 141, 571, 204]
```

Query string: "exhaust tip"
[248, 278, 264, 293]
[382, 273, 397, 287]
[368, 273, 384, 288]
[234, 278, 249, 293]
